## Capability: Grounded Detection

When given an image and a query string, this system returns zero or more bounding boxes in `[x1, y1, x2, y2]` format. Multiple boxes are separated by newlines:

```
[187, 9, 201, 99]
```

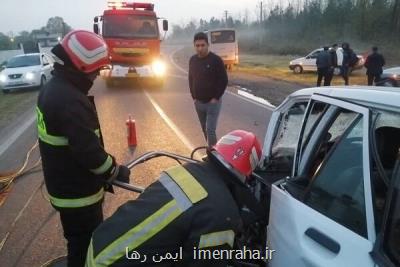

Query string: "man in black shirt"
[189, 32, 228, 147]
[365, 46, 386, 86]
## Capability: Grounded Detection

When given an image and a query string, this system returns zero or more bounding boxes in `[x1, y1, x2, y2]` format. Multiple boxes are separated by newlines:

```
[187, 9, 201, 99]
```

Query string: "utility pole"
[258, 1, 264, 24]
[224, 10, 228, 27]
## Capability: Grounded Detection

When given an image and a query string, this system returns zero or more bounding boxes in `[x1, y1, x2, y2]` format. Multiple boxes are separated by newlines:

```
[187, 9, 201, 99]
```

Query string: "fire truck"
[94, 1, 168, 87]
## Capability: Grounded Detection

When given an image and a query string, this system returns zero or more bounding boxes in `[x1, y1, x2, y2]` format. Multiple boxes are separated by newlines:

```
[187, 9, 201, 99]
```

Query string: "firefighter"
[86, 130, 266, 267]
[37, 30, 130, 267]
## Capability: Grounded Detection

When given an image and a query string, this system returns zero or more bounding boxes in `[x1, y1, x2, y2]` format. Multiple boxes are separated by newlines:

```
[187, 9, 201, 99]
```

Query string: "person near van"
[316, 46, 332, 87]
[325, 44, 339, 86]
[365, 46, 385, 86]
[189, 32, 228, 148]
[341, 42, 358, 86]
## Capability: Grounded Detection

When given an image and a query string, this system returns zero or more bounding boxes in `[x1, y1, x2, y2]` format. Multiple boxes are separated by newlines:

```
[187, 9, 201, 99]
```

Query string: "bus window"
[211, 30, 235, 44]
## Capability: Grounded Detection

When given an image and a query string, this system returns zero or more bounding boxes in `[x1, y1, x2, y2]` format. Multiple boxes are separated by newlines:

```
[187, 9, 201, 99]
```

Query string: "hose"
[0, 141, 43, 254]
[0, 140, 42, 198]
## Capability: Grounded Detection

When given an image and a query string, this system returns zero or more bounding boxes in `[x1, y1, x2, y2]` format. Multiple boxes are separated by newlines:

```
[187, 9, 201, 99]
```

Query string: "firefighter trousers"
[59, 201, 103, 267]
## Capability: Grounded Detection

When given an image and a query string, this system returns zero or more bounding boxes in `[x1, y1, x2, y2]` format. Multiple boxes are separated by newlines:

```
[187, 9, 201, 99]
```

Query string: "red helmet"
[212, 130, 262, 184]
[60, 30, 109, 73]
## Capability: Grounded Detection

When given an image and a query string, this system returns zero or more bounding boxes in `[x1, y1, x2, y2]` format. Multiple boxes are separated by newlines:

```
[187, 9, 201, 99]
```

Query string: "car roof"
[288, 86, 400, 111]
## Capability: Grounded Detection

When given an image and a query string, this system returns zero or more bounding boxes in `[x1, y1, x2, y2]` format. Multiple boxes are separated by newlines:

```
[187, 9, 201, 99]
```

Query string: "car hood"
[383, 67, 400, 75]
[1, 65, 41, 75]
[290, 57, 306, 64]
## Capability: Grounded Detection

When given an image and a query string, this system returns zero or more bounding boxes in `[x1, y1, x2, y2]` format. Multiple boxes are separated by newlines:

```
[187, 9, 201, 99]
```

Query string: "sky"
[0, 0, 262, 34]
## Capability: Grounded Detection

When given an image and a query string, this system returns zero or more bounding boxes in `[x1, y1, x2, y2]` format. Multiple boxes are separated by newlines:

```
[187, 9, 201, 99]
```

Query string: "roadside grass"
[0, 90, 38, 131]
[236, 53, 368, 86]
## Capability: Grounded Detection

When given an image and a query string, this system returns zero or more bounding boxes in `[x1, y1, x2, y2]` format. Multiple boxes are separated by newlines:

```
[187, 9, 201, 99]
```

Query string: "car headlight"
[152, 60, 166, 76]
[289, 61, 293, 65]
[26, 72, 35, 80]
[0, 74, 7, 83]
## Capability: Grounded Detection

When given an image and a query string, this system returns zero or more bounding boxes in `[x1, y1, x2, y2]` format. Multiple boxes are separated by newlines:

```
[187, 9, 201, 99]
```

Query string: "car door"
[267, 94, 376, 267]
[303, 49, 320, 71]
[370, 155, 400, 267]
[260, 95, 310, 184]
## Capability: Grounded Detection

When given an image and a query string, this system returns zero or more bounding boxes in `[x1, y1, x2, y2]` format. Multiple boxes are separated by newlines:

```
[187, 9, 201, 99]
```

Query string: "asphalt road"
[0, 45, 273, 267]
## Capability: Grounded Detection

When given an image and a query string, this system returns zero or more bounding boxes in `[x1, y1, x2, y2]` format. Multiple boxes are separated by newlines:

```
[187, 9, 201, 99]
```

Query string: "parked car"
[289, 47, 365, 74]
[251, 86, 399, 267]
[0, 53, 54, 93]
[376, 67, 400, 87]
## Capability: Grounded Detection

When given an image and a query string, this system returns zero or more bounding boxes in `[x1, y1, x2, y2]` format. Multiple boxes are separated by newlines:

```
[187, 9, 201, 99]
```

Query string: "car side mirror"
[163, 20, 169, 32]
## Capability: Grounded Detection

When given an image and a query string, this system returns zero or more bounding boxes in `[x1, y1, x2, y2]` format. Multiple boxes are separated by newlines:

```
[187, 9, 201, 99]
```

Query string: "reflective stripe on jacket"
[37, 69, 114, 208]
[87, 163, 242, 267]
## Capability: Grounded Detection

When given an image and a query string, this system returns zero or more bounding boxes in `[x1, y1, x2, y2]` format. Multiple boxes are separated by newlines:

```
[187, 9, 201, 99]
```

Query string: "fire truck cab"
[94, 1, 168, 87]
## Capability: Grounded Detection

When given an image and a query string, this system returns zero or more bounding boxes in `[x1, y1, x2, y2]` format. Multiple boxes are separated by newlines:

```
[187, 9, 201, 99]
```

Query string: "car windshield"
[6, 55, 41, 68]
[103, 15, 158, 39]
[210, 30, 235, 44]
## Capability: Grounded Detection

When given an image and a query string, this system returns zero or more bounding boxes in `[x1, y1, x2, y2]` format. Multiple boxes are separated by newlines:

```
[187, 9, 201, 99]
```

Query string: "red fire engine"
[94, 1, 168, 87]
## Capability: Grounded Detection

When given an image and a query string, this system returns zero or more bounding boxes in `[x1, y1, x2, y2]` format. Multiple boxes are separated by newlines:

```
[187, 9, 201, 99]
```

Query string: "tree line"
[0, 17, 72, 51]
[170, 0, 400, 56]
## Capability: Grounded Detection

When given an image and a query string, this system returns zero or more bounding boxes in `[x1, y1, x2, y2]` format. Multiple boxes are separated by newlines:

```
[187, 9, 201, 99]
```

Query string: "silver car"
[0, 53, 54, 93]
[376, 67, 400, 87]
[289, 47, 365, 74]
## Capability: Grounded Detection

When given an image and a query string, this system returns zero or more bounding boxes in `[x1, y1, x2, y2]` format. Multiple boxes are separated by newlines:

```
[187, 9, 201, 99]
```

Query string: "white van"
[205, 28, 238, 69]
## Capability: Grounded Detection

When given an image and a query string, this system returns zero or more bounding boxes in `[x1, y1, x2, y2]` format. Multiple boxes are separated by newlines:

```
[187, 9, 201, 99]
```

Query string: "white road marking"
[169, 47, 189, 75]
[168, 46, 275, 111]
[0, 114, 36, 157]
[144, 91, 197, 154]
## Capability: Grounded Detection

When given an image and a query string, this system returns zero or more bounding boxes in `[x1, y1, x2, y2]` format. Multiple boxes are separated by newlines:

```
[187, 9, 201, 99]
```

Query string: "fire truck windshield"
[103, 15, 159, 39]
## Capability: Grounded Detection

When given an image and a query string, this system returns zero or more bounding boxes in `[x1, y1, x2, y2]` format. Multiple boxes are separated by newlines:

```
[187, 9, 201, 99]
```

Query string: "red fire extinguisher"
[126, 116, 137, 147]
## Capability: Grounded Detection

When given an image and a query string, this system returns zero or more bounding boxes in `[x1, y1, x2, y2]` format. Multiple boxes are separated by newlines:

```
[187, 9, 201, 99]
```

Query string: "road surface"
[0, 45, 274, 266]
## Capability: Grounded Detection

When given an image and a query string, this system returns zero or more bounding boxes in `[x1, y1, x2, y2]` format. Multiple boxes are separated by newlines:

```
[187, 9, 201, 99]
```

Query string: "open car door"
[371, 156, 400, 267]
[261, 96, 309, 184]
[268, 94, 376, 267]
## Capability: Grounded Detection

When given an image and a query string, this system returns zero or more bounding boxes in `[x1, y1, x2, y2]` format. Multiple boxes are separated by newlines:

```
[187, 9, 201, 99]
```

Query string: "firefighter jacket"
[37, 64, 115, 209]
[86, 162, 243, 267]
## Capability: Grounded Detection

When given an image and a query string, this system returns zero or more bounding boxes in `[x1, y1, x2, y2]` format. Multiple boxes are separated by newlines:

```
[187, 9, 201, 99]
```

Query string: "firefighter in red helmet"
[86, 130, 266, 267]
[37, 30, 130, 267]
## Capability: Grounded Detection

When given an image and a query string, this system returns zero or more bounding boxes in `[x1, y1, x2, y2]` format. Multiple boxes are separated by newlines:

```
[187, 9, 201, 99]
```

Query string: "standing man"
[316, 46, 332, 87]
[325, 44, 339, 86]
[37, 30, 130, 267]
[341, 42, 358, 86]
[365, 46, 385, 86]
[189, 32, 228, 148]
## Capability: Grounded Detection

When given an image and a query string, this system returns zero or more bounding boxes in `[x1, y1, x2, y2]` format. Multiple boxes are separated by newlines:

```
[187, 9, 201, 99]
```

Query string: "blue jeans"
[194, 100, 222, 147]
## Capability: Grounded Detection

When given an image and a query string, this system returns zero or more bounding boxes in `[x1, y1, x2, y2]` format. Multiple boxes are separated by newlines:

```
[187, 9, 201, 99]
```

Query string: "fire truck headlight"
[152, 60, 166, 76]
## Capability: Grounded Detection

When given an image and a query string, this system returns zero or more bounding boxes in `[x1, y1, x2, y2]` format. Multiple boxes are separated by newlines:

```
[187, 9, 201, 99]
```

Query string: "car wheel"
[381, 79, 397, 87]
[2, 89, 10, 94]
[333, 67, 341, 76]
[293, 65, 303, 74]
